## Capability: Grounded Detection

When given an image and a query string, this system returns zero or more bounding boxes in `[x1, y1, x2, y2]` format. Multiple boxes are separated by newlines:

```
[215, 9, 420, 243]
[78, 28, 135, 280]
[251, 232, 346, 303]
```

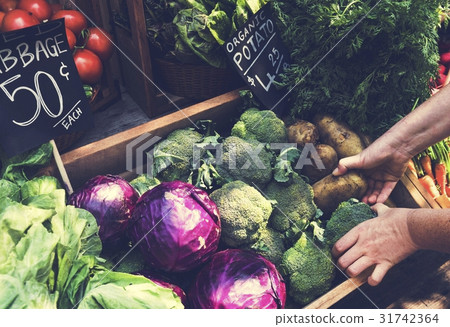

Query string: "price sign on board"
[223, 3, 291, 113]
[0, 19, 93, 157]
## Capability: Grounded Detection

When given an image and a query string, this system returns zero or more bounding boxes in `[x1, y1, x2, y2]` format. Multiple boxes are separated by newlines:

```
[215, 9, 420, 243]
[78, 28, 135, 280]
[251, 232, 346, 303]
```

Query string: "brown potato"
[313, 114, 365, 158]
[312, 172, 368, 215]
[287, 120, 319, 147]
[302, 144, 338, 183]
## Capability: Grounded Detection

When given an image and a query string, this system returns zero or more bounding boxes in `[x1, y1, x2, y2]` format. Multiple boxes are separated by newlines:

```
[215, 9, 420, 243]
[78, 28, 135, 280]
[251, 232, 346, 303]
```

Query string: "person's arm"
[332, 204, 450, 286]
[333, 84, 450, 204]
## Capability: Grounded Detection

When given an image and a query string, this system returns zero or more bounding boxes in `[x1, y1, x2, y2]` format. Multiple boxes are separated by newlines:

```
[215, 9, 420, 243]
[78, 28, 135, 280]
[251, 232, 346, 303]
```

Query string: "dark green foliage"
[271, 0, 444, 137]
[324, 198, 377, 246]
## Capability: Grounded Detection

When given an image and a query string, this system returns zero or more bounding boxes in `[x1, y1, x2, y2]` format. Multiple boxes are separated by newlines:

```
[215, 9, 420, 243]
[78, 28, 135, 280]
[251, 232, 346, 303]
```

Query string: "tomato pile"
[0, 0, 114, 89]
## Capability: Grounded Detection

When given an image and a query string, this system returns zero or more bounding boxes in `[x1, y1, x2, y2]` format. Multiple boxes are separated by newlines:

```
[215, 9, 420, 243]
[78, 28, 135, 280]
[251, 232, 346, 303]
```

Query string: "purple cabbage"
[68, 175, 139, 246]
[128, 181, 221, 273]
[188, 249, 286, 309]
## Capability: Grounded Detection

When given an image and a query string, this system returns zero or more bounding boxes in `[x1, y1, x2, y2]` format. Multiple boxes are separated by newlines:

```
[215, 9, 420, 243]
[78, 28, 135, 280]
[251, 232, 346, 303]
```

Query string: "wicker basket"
[152, 58, 243, 100]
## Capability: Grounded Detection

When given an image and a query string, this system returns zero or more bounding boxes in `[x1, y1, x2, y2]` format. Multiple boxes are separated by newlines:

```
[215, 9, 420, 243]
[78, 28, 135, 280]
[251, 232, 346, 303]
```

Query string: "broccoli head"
[324, 198, 376, 246]
[265, 175, 317, 235]
[151, 128, 203, 182]
[279, 233, 335, 306]
[216, 136, 274, 187]
[231, 108, 287, 144]
[241, 227, 286, 267]
[210, 180, 273, 247]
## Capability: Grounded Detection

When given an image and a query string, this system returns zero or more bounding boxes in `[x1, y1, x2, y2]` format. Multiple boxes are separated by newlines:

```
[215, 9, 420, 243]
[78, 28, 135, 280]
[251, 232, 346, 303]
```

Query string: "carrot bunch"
[412, 139, 450, 199]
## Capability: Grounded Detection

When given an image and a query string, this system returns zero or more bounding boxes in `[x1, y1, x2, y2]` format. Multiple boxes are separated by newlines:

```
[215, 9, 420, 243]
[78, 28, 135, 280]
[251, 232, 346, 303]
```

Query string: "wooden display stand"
[39, 89, 446, 309]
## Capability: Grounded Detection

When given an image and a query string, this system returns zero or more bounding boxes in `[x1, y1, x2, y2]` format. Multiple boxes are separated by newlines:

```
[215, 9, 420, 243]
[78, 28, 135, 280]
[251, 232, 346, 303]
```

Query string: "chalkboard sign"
[224, 3, 291, 113]
[0, 19, 93, 157]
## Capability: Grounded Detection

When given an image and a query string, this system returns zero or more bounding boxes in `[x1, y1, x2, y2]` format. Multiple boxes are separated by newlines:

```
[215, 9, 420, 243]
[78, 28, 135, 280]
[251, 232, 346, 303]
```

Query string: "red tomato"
[0, 12, 5, 28]
[65, 27, 76, 51]
[84, 27, 114, 61]
[73, 49, 103, 84]
[1, 8, 39, 32]
[0, 0, 17, 12]
[50, 3, 61, 15]
[17, 0, 51, 22]
[440, 52, 450, 66]
[51, 9, 87, 37]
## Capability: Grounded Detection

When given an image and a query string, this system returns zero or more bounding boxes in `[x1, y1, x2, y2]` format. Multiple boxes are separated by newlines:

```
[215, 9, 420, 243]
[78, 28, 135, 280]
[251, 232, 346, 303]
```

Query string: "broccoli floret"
[242, 227, 286, 266]
[265, 175, 317, 235]
[210, 181, 273, 247]
[231, 108, 287, 144]
[279, 233, 335, 306]
[216, 136, 274, 187]
[324, 198, 377, 246]
[151, 128, 203, 182]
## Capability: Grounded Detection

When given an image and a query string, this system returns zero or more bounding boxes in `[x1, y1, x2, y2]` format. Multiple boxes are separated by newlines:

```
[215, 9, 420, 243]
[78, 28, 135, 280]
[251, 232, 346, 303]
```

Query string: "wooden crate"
[50, 0, 122, 112]
[40, 90, 438, 308]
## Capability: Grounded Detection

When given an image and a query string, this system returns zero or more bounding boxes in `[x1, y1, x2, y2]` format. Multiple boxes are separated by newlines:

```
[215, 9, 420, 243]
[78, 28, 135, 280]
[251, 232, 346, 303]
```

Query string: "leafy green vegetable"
[272, 146, 301, 183]
[0, 143, 53, 187]
[129, 174, 161, 196]
[20, 176, 61, 201]
[0, 180, 20, 202]
[174, 7, 228, 68]
[78, 270, 184, 309]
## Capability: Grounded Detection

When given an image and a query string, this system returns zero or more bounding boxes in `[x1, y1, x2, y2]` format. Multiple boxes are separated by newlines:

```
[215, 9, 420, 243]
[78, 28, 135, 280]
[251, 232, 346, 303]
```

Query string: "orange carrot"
[435, 163, 447, 196]
[419, 175, 440, 199]
[407, 160, 417, 178]
[420, 155, 434, 179]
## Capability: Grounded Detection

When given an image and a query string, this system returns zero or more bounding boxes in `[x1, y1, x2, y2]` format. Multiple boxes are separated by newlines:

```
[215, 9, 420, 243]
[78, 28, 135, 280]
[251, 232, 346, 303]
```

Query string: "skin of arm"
[332, 204, 450, 286]
[331, 84, 450, 286]
[333, 83, 450, 204]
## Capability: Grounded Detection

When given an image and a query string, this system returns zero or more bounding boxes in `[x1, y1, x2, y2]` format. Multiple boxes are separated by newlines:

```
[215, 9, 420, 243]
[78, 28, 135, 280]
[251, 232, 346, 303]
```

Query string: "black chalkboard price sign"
[0, 19, 93, 157]
[224, 3, 291, 113]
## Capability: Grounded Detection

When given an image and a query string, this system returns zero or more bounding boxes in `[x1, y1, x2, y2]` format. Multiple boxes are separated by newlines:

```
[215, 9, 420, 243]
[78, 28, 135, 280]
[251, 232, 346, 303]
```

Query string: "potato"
[313, 114, 365, 158]
[302, 144, 338, 183]
[287, 120, 319, 147]
[312, 172, 368, 215]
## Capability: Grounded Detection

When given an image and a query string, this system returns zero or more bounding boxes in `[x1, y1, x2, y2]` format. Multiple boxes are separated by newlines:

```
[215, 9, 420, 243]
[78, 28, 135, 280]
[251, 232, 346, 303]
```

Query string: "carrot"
[407, 160, 417, 178]
[435, 163, 447, 196]
[420, 155, 434, 179]
[446, 185, 450, 196]
[419, 175, 440, 199]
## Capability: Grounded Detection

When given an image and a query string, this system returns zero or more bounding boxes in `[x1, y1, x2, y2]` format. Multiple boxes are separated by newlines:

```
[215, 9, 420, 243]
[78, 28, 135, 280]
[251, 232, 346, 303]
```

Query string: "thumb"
[332, 154, 363, 176]
[370, 202, 389, 216]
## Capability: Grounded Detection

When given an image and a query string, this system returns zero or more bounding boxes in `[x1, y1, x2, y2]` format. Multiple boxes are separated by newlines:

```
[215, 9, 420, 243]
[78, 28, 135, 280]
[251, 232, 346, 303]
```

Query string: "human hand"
[332, 139, 412, 204]
[332, 203, 419, 286]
